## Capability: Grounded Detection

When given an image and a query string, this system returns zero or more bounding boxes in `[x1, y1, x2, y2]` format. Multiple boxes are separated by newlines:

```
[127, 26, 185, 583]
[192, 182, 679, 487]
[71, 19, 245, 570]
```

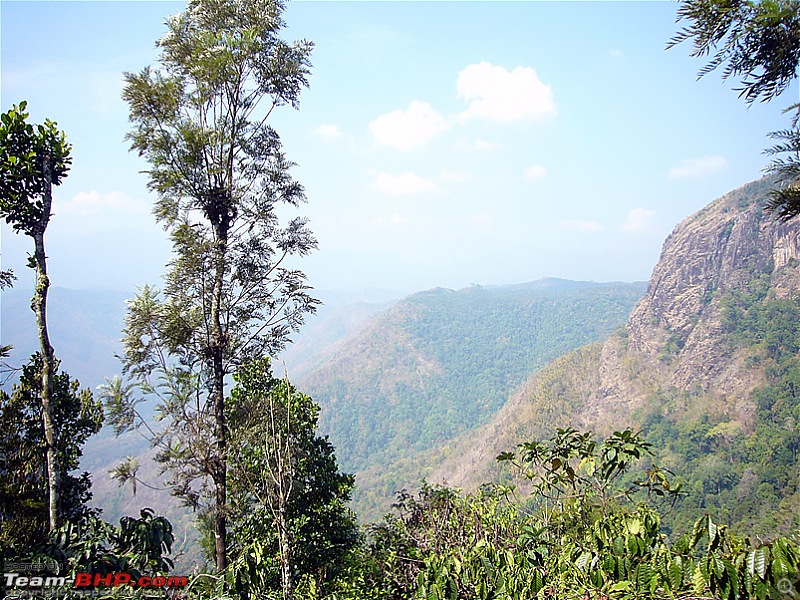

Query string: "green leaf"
[708, 519, 719, 545]
[713, 556, 725, 578]
[627, 535, 639, 556]
[576, 551, 593, 570]
[613, 535, 626, 556]
[756, 546, 768, 580]
[627, 518, 642, 536]
[668, 559, 683, 591]
[609, 580, 632, 592]
[692, 514, 708, 549]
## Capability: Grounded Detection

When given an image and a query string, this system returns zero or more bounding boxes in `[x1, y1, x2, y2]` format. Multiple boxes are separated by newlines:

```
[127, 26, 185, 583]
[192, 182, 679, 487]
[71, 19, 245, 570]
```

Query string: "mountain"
[1, 286, 399, 392]
[296, 280, 647, 516]
[428, 176, 800, 538]
[279, 291, 399, 380]
[7, 176, 797, 557]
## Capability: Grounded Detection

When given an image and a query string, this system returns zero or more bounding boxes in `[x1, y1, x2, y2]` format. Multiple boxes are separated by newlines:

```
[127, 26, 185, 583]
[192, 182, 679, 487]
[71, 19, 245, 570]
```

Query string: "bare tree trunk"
[33, 158, 59, 531]
[275, 450, 293, 600]
[271, 380, 294, 600]
[278, 514, 293, 600]
[212, 352, 227, 573]
[211, 205, 230, 573]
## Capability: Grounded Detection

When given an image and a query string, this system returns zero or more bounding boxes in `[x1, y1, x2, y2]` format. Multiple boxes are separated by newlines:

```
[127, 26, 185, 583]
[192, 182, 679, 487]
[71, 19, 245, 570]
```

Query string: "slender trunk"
[278, 512, 293, 600]
[270, 389, 294, 600]
[213, 348, 227, 572]
[33, 158, 59, 531]
[275, 443, 293, 599]
[211, 208, 229, 573]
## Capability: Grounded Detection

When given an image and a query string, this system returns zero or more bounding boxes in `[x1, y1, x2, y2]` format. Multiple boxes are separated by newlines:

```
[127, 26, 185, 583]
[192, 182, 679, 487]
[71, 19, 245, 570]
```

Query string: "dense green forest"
[307, 281, 646, 472]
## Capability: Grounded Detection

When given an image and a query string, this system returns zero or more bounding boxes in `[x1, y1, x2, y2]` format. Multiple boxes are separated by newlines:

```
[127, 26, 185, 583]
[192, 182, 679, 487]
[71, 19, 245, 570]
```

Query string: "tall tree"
[669, 0, 800, 218]
[111, 0, 316, 572]
[0, 101, 72, 530]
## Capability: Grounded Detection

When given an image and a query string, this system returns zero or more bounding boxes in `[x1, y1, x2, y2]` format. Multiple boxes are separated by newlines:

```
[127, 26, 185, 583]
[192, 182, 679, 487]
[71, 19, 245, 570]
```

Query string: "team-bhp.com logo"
[76, 573, 187, 589]
[5, 572, 188, 589]
[3, 563, 188, 598]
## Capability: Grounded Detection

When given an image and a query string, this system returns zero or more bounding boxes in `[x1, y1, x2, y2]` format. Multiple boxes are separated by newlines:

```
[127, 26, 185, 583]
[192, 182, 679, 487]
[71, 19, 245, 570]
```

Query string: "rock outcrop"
[432, 176, 800, 490]
[627, 176, 800, 391]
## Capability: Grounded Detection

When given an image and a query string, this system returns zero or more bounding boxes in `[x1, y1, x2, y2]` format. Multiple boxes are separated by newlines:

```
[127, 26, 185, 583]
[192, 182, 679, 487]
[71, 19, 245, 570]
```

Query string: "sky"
[1, 0, 798, 298]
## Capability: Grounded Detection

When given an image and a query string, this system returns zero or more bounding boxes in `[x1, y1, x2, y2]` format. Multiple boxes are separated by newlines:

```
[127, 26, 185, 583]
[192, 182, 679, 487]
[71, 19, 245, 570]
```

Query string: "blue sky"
[1, 1, 796, 297]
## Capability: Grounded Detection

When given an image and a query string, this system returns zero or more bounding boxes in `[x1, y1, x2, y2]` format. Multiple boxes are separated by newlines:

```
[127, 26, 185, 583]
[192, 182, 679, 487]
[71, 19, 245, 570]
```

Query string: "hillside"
[1, 280, 643, 544]
[429, 176, 800, 538]
[297, 280, 646, 515]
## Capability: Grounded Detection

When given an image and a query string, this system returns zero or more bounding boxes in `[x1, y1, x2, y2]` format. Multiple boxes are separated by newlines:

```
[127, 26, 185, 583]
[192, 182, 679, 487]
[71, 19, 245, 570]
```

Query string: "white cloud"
[457, 62, 556, 123]
[372, 172, 438, 195]
[609, 48, 625, 59]
[524, 165, 547, 182]
[49, 190, 152, 235]
[558, 219, 603, 233]
[314, 124, 343, 142]
[458, 138, 503, 152]
[369, 62, 554, 151]
[441, 169, 477, 183]
[668, 155, 726, 179]
[620, 208, 657, 234]
[369, 101, 451, 150]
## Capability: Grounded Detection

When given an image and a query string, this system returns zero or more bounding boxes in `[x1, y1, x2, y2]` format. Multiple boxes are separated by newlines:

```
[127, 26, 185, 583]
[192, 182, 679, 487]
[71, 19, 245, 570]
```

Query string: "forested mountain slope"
[430, 176, 800, 538]
[297, 280, 646, 514]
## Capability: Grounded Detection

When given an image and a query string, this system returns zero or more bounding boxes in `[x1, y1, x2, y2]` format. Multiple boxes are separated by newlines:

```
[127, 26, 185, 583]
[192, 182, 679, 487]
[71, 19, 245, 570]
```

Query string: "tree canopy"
[669, 0, 800, 104]
[222, 358, 358, 598]
[0, 355, 102, 555]
[0, 100, 71, 235]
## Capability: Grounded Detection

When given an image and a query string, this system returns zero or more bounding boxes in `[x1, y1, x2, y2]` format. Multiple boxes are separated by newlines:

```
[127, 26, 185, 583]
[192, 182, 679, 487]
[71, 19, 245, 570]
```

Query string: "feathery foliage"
[670, 0, 800, 220]
[112, 0, 317, 572]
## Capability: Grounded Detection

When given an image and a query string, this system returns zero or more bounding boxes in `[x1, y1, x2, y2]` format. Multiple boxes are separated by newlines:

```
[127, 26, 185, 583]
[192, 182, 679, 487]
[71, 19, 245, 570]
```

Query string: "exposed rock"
[432, 176, 800, 490]
[627, 176, 800, 391]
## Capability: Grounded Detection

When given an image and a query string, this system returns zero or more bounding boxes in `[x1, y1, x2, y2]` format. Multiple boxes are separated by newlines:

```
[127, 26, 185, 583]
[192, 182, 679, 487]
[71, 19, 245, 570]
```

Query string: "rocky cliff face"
[432, 176, 800, 491]
[627, 176, 800, 391]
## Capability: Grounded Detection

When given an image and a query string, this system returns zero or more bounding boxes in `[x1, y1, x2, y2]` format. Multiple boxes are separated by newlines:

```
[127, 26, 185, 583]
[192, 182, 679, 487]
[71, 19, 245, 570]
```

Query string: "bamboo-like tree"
[107, 0, 316, 572]
[0, 101, 72, 530]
